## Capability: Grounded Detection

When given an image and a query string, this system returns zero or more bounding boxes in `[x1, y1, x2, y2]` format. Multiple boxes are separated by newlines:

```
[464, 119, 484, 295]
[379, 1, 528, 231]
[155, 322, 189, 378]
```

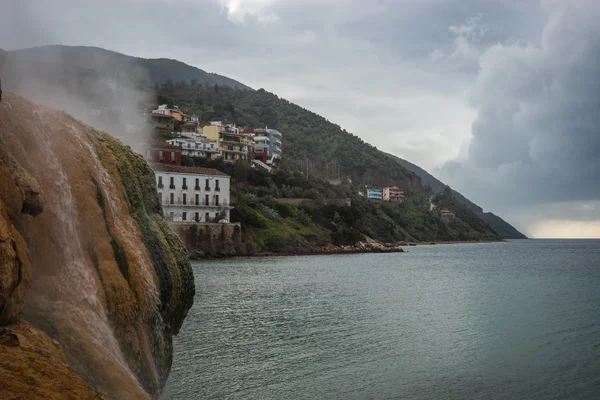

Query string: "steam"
[0, 46, 155, 147]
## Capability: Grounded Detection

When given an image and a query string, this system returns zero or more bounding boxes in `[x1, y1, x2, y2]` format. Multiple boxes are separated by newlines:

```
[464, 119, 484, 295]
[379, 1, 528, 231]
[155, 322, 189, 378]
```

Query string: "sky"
[1, 0, 599, 238]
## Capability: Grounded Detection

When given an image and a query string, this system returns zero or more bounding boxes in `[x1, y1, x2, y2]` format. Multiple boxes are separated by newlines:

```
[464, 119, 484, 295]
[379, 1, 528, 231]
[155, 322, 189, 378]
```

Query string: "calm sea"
[162, 240, 600, 399]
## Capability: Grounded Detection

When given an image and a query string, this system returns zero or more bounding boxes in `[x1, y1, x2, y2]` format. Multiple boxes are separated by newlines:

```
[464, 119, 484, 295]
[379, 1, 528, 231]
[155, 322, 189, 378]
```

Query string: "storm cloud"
[437, 0, 600, 235]
[0, 0, 598, 236]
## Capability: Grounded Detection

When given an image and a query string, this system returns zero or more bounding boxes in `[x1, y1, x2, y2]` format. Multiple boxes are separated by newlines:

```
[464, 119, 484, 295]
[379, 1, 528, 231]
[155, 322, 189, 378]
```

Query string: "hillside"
[386, 154, 527, 239]
[0, 45, 251, 90]
[0, 45, 506, 245]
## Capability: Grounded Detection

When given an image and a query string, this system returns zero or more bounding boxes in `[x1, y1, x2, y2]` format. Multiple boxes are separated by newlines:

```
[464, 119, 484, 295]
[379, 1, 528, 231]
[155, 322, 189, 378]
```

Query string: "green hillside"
[386, 153, 527, 239]
[0, 45, 251, 90]
[0, 45, 508, 248]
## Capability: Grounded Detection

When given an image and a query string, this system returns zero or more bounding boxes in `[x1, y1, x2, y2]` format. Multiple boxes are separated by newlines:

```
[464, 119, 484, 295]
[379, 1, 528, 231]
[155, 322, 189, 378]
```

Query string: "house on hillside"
[166, 138, 219, 159]
[252, 134, 270, 163]
[150, 113, 175, 131]
[178, 121, 201, 137]
[143, 140, 181, 165]
[367, 188, 383, 200]
[220, 125, 254, 162]
[383, 186, 405, 203]
[153, 164, 233, 223]
[440, 209, 456, 222]
[254, 128, 283, 165]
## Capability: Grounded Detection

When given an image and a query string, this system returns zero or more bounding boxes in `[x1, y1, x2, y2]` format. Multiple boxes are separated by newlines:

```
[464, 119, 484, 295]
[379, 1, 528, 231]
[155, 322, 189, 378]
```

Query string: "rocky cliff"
[0, 93, 194, 399]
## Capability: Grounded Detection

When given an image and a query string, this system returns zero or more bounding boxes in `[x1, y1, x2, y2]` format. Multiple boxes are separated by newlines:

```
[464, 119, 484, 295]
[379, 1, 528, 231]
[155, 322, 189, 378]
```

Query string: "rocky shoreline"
[187, 239, 505, 259]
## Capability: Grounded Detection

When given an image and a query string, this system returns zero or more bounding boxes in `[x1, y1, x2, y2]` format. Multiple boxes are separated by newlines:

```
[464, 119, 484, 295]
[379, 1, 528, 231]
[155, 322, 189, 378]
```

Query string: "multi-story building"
[253, 134, 270, 163]
[152, 104, 186, 121]
[383, 186, 405, 202]
[166, 138, 220, 159]
[266, 129, 282, 163]
[254, 128, 282, 165]
[219, 125, 253, 162]
[178, 122, 200, 137]
[367, 188, 383, 200]
[440, 209, 456, 222]
[143, 140, 182, 165]
[153, 164, 232, 223]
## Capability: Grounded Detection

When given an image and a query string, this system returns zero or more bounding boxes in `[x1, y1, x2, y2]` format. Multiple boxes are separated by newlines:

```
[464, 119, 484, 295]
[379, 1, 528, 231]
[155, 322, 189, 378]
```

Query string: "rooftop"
[146, 140, 181, 150]
[151, 163, 228, 176]
[151, 113, 174, 119]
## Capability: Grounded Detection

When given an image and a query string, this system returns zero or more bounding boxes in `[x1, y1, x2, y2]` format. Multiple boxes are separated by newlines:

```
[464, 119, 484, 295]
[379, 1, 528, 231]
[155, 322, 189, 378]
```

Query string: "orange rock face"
[0, 93, 194, 399]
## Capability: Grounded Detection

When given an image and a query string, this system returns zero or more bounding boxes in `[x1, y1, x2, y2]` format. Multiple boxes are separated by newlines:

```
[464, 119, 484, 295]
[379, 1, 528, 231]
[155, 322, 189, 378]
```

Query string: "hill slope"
[386, 154, 527, 239]
[0, 45, 251, 90]
[0, 45, 508, 243]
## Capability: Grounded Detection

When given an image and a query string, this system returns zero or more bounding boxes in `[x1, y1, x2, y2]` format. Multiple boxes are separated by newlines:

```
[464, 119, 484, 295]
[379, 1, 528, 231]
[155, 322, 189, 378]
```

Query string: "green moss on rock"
[94, 132, 194, 335]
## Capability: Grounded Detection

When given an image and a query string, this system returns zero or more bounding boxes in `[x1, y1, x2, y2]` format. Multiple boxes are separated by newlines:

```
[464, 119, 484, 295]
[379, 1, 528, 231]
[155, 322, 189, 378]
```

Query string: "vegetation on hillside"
[185, 157, 500, 252]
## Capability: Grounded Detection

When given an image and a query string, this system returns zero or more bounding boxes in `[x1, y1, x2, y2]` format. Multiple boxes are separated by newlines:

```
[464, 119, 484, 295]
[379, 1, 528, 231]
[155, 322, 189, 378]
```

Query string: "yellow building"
[202, 125, 220, 142]
[201, 124, 255, 162]
[170, 110, 183, 121]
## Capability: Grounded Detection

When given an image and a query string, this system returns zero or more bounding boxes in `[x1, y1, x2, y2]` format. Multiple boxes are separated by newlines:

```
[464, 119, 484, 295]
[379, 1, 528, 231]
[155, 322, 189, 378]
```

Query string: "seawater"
[162, 240, 600, 399]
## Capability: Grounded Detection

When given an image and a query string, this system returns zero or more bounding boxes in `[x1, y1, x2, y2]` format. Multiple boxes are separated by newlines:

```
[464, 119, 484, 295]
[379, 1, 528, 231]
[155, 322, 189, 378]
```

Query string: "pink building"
[383, 187, 405, 202]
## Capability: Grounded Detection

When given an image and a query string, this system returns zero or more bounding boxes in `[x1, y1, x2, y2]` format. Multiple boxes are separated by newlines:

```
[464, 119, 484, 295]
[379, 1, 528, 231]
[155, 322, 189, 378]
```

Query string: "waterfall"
[30, 109, 142, 390]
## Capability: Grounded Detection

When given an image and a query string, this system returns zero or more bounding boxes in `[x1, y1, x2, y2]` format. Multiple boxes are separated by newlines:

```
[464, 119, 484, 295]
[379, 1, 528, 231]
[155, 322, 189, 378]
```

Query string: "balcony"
[169, 184, 175, 189]
[194, 186, 201, 191]
[204, 186, 210, 191]
[182, 185, 188, 190]
[162, 199, 231, 207]
[158, 183, 164, 189]
[222, 147, 248, 154]
[215, 187, 221, 192]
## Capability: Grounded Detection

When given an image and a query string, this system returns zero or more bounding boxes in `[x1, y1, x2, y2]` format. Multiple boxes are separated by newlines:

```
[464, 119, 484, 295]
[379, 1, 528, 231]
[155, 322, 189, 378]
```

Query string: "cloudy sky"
[1, 0, 599, 238]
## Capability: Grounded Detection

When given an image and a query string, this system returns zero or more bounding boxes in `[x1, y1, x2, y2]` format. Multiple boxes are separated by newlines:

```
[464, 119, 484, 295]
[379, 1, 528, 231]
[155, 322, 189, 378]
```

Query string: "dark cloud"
[437, 0, 600, 219]
[1, 0, 598, 235]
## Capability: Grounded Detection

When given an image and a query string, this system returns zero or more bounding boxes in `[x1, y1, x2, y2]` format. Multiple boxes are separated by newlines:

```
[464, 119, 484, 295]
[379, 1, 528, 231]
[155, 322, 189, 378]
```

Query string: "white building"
[152, 104, 171, 115]
[152, 164, 232, 223]
[166, 138, 220, 159]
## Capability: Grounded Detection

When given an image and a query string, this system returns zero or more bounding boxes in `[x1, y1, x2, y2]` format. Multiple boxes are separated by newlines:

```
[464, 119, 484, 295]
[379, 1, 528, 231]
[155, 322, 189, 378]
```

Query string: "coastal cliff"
[0, 93, 194, 399]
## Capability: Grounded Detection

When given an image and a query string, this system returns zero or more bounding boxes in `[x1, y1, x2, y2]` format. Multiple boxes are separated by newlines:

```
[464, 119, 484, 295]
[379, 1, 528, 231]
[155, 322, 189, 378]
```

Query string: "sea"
[161, 240, 600, 400]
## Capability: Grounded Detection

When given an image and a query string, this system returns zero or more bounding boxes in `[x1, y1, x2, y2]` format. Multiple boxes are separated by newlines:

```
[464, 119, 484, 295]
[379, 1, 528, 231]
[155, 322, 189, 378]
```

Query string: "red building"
[253, 146, 269, 163]
[144, 140, 182, 165]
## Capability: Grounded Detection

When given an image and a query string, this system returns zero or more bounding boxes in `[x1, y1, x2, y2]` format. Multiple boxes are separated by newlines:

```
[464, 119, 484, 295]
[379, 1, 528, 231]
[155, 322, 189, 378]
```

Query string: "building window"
[215, 195, 219, 206]
[195, 212, 199, 222]
[205, 194, 209, 206]
[169, 212, 174, 221]
[182, 212, 187, 221]
[171, 151, 175, 163]
[159, 150, 164, 161]
[205, 179, 210, 190]
[195, 194, 199, 206]
[158, 176, 163, 188]
[182, 193, 187, 205]
[215, 179, 220, 191]
[169, 177, 175, 189]
[158, 192, 162, 204]
[170, 193, 174, 205]
[205, 212, 209, 222]
[195, 178, 200, 190]
[182, 177, 187, 189]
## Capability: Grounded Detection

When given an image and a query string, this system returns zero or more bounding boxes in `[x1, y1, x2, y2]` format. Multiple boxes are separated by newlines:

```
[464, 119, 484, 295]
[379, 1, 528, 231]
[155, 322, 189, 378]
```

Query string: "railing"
[161, 199, 231, 207]
[195, 186, 201, 191]
[169, 184, 175, 189]
[158, 183, 164, 189]
[215, 187, 221, 192]
[182, 185, 188, 190]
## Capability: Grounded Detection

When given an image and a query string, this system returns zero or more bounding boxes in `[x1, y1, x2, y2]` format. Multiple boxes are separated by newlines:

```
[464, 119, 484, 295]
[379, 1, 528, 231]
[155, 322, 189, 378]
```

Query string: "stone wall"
[170, 222, 254, 258]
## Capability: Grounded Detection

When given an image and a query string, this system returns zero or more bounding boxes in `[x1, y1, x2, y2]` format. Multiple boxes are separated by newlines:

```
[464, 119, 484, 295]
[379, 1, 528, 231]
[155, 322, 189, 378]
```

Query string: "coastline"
[188, 239, 505, 260]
